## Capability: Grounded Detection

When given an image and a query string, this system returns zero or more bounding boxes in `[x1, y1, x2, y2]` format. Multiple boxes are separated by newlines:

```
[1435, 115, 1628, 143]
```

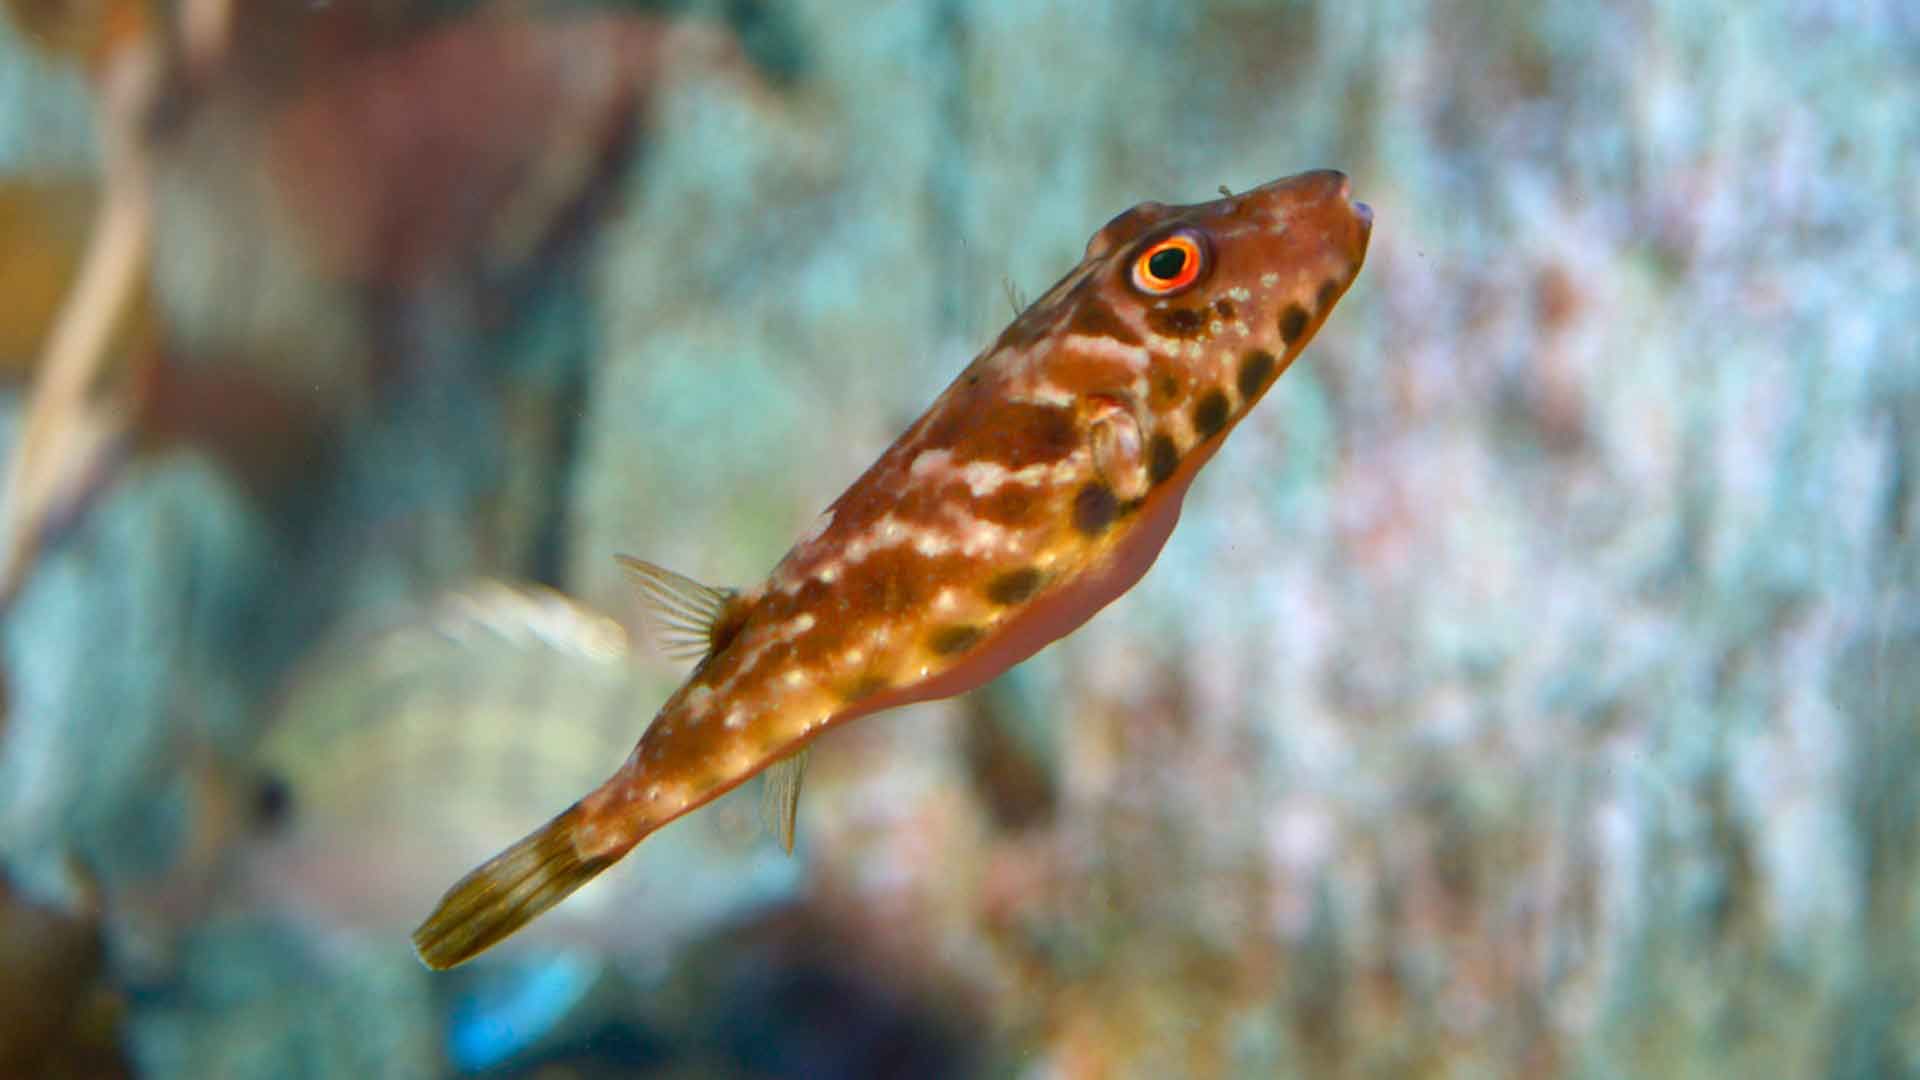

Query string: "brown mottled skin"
[414, 169, 1373, 968]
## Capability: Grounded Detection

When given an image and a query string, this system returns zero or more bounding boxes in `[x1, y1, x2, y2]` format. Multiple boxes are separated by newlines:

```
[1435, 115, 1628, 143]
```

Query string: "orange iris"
[1129, 231, 1205, 295]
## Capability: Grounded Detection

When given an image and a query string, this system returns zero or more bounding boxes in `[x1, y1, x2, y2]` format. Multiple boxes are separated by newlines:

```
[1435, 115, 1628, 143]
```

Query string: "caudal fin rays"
[411, 804, 623, 970]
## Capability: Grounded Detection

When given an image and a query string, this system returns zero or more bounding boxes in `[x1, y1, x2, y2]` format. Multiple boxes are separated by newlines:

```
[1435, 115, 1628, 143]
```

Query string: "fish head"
[1080, 167, 1371, 365]
[989, 169, 1371, 502]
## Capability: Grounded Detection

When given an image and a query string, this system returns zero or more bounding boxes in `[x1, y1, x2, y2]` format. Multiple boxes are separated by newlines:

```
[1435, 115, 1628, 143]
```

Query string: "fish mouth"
[1327, 174, 1373, 261]
[1318, 170, 1373, 245]
[1311, 170, 1373, 262]
[1351, 199, 1374, 259]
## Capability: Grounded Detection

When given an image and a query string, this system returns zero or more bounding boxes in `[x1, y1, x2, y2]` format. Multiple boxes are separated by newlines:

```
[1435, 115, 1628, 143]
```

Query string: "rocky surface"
[2, 1, 1914, 1075]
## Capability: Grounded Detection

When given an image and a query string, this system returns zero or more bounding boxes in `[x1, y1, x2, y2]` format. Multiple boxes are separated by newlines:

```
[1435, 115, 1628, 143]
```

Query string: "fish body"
[414, 169, 1373, 968]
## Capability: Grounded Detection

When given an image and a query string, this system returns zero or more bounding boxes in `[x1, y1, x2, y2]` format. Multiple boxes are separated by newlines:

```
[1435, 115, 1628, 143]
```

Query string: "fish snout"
[1272, 169, 1371, 268]
[1248, 170, 1371, 253]
[1254, 168, 1351, 206]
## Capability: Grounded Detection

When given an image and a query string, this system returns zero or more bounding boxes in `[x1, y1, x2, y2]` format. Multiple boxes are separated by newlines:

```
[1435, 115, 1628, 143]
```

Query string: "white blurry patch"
[242, 580, 801, 962]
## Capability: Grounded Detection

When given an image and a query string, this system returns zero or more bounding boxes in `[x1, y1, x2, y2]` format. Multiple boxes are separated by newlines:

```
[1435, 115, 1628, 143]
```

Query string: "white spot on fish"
[958, 459, 1011, 495]
[687, 685, 713, 716]
[1022, 382, 1077, 407]
[1061, 333, 1150, 368]
[912, 531, 956, 557]
[909, 448, 955, 479]
[951, 513, 1012, 557]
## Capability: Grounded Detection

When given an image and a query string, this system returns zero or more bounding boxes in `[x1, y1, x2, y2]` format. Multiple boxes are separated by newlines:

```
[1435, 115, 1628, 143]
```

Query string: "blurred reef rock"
[2, 0, 1917, 1077]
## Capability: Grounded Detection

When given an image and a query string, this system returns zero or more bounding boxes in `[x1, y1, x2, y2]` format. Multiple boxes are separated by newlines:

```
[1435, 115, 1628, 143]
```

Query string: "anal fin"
[759, 748, 811, 855]
[616, 555, 742, 662]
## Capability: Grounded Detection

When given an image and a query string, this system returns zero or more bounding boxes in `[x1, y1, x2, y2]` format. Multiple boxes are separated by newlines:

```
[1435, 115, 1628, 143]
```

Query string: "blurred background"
[0, 0, 1914, 1076]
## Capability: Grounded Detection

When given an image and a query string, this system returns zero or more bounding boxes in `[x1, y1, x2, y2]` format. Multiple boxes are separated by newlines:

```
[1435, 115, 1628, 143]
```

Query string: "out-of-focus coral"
[3, 0, 1917, 1076]
[1, 4, 789, 1073]
[0, 2, 760, 607]
[234, 581, 801, 953]
[0, 177, 98, 376]
[105, 583, 808, 1075]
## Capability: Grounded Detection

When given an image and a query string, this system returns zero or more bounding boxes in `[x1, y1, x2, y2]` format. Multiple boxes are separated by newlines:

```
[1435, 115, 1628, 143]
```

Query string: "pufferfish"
[414, 168, 1373, 968]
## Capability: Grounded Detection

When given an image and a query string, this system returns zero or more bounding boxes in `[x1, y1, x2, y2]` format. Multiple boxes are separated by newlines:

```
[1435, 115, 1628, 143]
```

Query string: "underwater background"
[1, 0, 1915, 1076]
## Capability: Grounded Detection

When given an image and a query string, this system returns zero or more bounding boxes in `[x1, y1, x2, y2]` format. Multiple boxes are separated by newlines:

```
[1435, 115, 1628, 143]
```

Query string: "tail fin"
[411, 805, 621, 969]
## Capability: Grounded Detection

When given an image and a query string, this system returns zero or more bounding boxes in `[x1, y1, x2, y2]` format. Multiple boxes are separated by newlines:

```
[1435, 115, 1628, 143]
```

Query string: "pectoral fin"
[1084, 393, 1150, 501]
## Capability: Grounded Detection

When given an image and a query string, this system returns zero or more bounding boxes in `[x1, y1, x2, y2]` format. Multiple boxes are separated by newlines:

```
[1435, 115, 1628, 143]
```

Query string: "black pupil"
[1147, 245, 1188, 281]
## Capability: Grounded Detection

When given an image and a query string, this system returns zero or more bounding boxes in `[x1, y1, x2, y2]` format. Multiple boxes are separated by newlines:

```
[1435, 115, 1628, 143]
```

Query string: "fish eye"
[1129, 230, 1206, 296]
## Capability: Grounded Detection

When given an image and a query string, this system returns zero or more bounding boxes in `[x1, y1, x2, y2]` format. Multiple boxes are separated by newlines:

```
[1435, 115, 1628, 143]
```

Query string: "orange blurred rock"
[2, 0, 153, 73]
[0, 178, 105, 380]
[0, 875, 129, 1078]
[262, 13, 739, 291]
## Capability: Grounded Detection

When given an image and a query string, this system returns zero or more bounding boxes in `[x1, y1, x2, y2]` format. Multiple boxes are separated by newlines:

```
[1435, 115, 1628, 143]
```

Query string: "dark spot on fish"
[844, 674, 891, 702]
[1279, 304, 1309, 344]
[1148, 433, 1180, 485]
[1068, 299, 1144, 346]
[1145, 306, 1208, 339]
[1193, 390, 1230, 439]
[977, 486, 1035, 525]
[862, 549, 927, 616]
[931, 624, 985, 655]
[1316, 279, 1341, 312]
[1073, 483, 1118, 536]
[924, 399, 1077, 468]
[1212, 298, 1237, 319]
[1149, 364, 1184, 407]
[1238, 350, 1276, 400]
[985, 567, 1045, 605]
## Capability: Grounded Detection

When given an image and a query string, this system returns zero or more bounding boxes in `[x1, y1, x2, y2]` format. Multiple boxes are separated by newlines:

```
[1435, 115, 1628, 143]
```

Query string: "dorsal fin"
[615, 555, 740, 661]
[759, 748, 811, 855]
[618, 554, 808, 852]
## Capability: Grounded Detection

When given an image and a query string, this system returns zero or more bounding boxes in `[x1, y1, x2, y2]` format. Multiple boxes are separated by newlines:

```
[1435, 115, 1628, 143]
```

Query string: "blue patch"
[447, 953, 601, 1074]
